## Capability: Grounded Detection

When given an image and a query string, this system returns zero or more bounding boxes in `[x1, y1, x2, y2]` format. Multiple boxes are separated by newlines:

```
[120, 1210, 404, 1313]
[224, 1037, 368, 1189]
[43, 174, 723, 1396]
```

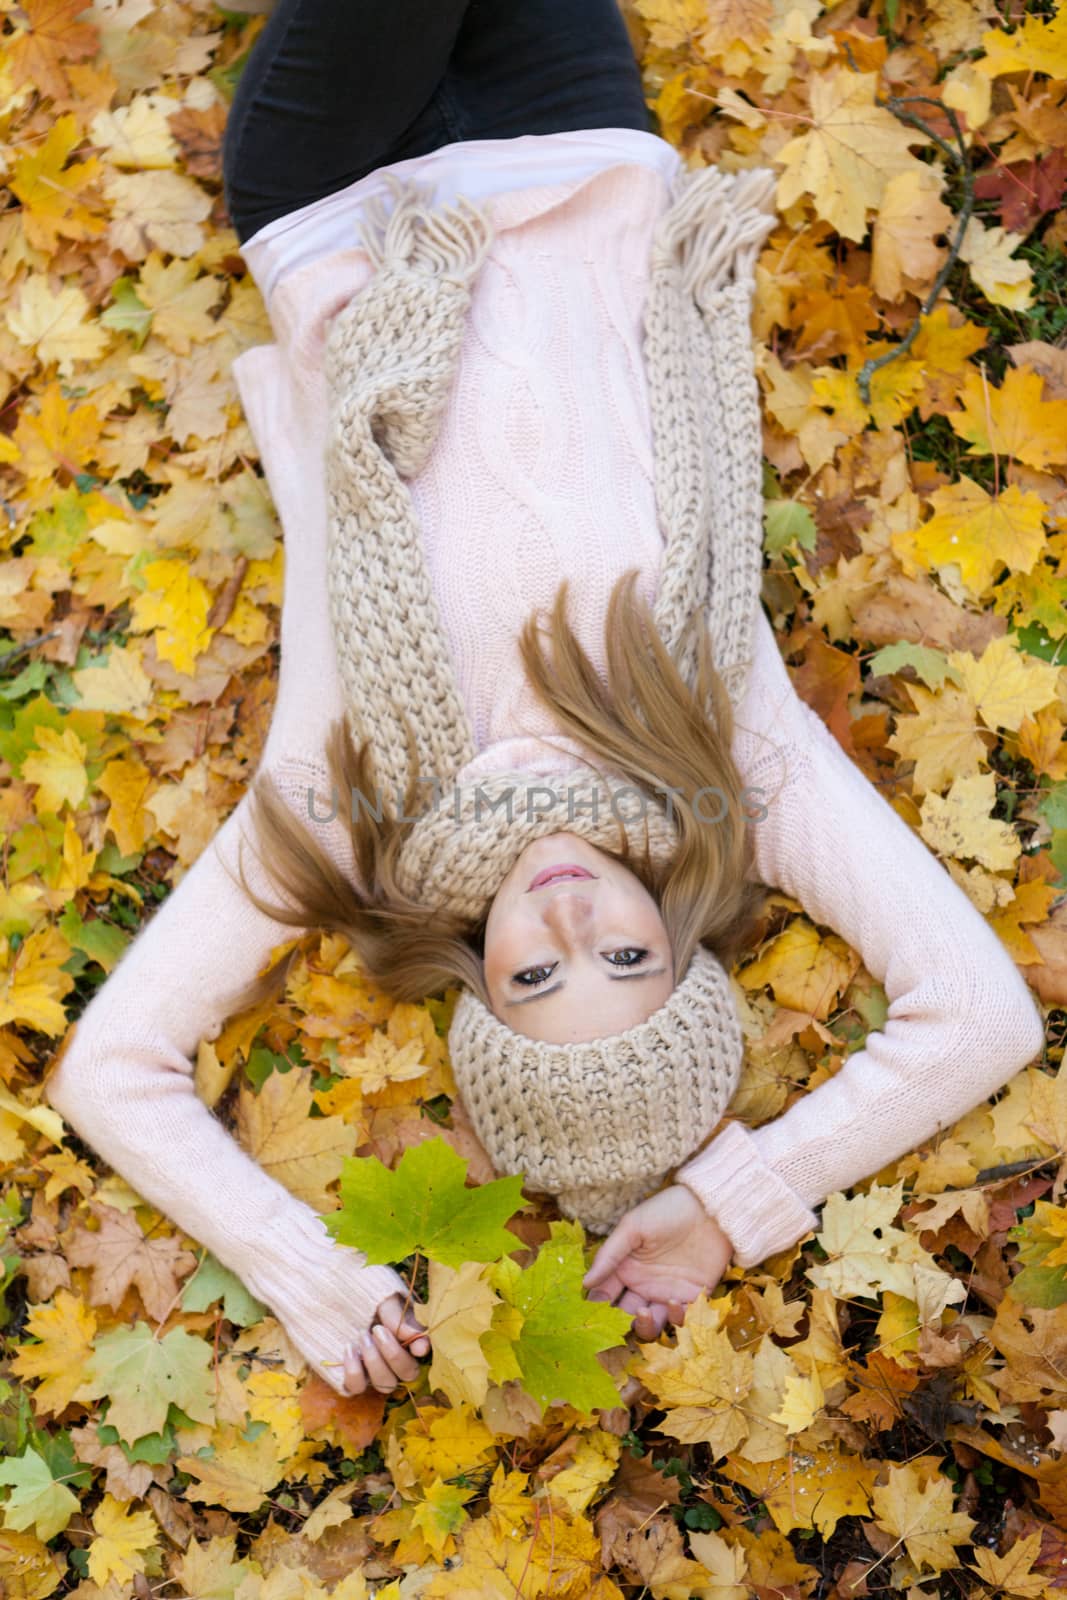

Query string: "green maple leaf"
[100, 277, 152, 347]
[0, 1447, 79, 1541]
[486, 1220, 632, 1413]
[325, 1137, 527, 1268]
[181, 1251, 266, 1326]
[78, 1323, 215, 1444]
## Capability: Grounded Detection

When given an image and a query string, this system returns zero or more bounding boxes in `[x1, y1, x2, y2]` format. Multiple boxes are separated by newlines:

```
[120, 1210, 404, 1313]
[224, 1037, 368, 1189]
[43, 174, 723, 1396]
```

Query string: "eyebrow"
[503, 967, 668, 1007]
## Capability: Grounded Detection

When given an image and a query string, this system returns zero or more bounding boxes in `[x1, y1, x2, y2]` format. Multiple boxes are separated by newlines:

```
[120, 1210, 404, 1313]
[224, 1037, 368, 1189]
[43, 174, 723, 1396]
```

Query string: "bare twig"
[0, 629, 60, 670]
[857, 94, 975, 404]
[837, 43, 976, 401]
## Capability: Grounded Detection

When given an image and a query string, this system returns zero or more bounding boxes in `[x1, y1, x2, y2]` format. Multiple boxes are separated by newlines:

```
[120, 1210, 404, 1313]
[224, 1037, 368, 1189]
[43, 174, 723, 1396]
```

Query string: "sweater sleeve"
[46, 340, 408, 1393]
[675, 606, 1046, 1267]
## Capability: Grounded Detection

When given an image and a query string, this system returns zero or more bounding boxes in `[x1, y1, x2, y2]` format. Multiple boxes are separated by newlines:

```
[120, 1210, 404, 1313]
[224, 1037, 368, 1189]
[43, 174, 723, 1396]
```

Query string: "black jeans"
[222, 0, 652, 244]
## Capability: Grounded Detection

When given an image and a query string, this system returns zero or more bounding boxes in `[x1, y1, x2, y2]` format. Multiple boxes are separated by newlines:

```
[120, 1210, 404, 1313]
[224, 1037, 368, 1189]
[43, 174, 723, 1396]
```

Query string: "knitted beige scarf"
[323, 163, 775, 1234]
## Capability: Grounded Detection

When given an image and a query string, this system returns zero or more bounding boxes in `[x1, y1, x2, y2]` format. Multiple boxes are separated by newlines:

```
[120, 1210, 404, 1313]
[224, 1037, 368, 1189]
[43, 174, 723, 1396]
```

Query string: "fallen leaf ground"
[1, 0, 1067, 1595]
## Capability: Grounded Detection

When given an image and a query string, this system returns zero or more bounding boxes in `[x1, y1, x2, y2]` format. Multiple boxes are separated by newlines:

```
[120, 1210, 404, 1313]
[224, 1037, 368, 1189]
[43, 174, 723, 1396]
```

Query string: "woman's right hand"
[342, 1292, 431, 1394]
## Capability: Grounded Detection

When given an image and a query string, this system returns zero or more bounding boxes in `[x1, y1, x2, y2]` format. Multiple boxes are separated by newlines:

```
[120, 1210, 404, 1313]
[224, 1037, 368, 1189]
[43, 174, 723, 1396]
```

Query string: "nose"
[541, 889, 594, 945]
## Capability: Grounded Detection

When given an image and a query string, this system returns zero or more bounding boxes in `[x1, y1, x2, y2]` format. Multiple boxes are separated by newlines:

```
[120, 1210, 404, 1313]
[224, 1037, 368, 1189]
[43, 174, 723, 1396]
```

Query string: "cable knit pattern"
[45, 145, 1046, 1395]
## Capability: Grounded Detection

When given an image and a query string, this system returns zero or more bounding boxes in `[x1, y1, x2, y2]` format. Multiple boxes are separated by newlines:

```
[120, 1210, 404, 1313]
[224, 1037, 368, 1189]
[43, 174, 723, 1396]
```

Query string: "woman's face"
[482, 832, 675, 1043]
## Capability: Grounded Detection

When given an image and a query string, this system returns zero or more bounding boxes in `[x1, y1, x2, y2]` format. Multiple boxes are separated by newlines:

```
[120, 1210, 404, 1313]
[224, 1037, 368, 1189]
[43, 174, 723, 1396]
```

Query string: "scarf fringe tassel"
[656, 165, 777, 307]
[359, 170, 494, 285]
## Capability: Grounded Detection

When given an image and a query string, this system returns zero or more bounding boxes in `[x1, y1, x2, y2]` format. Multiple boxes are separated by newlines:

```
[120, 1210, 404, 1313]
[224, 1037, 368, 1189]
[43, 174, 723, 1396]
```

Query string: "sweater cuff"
[241, 1204, 410, 1391]
[675, 1122, 819, 1269]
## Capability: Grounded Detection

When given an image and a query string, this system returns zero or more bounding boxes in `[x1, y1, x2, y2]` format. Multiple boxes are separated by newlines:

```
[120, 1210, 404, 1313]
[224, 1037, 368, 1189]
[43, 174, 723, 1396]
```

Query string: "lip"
[526, 863, 596, 893]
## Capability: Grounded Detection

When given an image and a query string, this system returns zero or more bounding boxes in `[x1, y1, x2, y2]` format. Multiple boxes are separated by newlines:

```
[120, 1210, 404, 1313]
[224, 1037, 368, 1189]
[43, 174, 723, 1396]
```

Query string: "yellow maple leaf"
[237, 1067, 357, 1211]
[410, 1478, 476, 1562]
[775, 68, 929, 242]
[968, 1529, 1047, 1597]
[0, 1084, 63, 1147]
[177, 1423, 287, 1514]
[919, 772, 1021, 871]
[910, 308, 988, 415]
[942, 60, 992, 132]
[947, 633, 1062, 733]
[760, 352, 852, 473]
[888, 681, 987, 796]
[5, 0, 99, 100]
[989, 878, 1061, 964]
[136, 252, 223, 355]
[1017, 705, 1067, 781]
[871, 1457, 976, 1575]
[71, 644, 154, 717]
[12, 382, 102, 492]
[22, 725, 89, 814]
[245, 1369, 305, 1461]
[870, 169, 953, 302]
[96, 754, 154, 856]
[723, 1443, 877, 1537]
[486, 1464, 532, 1541]
[950, 366, 1067, 471]
[9, 115, 104, 251]
[55, 812, 98, 898]
[89, 92, 178, 169]
[768, 1365, 825, 1435]
[129, 556, 214, 674]
[632, 1293, 754, 1456]
[6, 279, 110, 377]
[424, 1259, 499, 1409]
[144, 757, 220, 868]
[739, 918, 858, 1019]
[172, 1536, 255, 1600]
[339, 1029, 428, 1093]
[809, 1182, 966, 1322]
[699, 0, 773, 58]
[1026, 1060, 1067, 1177]
[902, 478, 1046, 598]
[958, 217, 1034, 309]
[688, 1529, 750, 1600]
[0, 925, 75, 1037]
[633, 0, 711, 50]
[86, 1494, 158, 1587]
[10, 1290, 97, 1416]
[540, 1431, 621, 1515]
[394, 1404, 496, 1493]
[105, 169, 212, 260]
[978, 5, 1067, 77]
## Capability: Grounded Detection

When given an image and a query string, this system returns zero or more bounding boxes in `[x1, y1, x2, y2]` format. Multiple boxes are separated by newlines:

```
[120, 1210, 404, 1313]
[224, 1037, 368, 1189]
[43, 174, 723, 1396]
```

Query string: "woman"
[46, 0, 1045, 1400]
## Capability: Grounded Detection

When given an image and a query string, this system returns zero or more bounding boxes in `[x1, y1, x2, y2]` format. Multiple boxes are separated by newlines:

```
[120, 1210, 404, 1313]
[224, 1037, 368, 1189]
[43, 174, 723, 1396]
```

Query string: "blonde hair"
[228, 570, 766, 1016]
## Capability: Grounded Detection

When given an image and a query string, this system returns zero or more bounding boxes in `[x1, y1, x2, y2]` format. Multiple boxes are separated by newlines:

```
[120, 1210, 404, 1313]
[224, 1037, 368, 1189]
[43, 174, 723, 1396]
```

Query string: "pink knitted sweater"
[47, 136, 1045, 1393]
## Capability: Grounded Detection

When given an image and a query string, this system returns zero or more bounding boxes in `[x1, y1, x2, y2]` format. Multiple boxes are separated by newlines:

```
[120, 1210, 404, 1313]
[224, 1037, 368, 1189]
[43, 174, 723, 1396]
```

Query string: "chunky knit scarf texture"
[323, 164, 775, 1233]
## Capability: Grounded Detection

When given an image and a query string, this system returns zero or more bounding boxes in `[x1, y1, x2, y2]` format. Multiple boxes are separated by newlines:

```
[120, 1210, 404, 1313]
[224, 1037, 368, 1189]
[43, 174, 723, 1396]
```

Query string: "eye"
[510, 949, 650, 988]
[513, 963, 558, 988]
[607, 947, 650, 968]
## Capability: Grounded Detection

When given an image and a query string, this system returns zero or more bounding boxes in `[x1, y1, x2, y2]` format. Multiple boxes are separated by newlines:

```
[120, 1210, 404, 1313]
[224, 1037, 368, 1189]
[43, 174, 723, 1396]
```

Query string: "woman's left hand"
[581, 1184, 734, 1342]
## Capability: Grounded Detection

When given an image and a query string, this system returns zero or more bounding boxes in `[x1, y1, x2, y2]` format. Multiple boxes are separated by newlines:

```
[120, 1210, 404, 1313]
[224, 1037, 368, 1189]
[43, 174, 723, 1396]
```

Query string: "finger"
[586, 1271, 626, 1304]
[667, 1298, 689, 1325]
[618, 1289, 652, 1320]
[342, 1346, 368, 1396]
[378, 1299, 431, 1356]
[642, 1302, 670, 1338]
[358, 1331, 397, 1392]
[371, 1323, 421, 1382]
[582, 1227, 635, 1289]
[402, 1325, 431, 1357]
[626, 1296, 664, 1340]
